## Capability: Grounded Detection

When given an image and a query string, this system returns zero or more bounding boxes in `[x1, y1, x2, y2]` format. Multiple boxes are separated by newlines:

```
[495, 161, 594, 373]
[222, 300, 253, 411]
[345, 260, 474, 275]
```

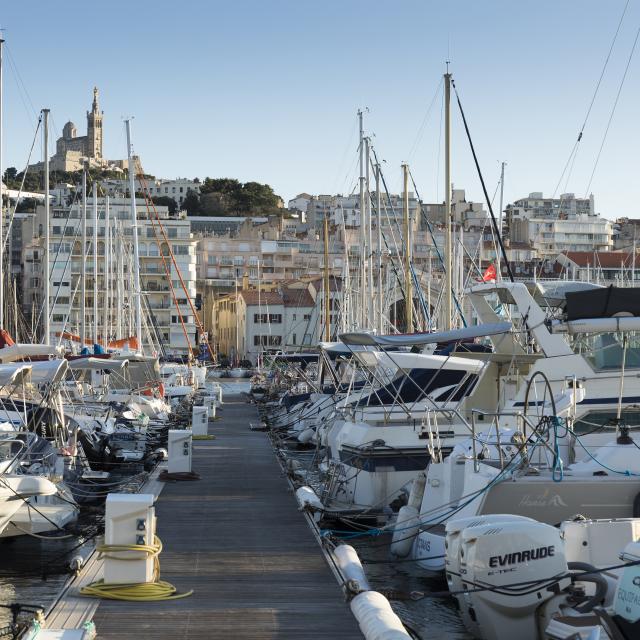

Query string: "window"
[292, 313, 297, 321]
[303, 314, 311, 321]
[52, 314, 64, 322]
[292, 333, 297, 345]
[253, 335, 282, 346]
[269, 314, 282, 324]
[168, 228, 178, 239]
[254, 313, 268, 324]
[208, 255, 217, 265]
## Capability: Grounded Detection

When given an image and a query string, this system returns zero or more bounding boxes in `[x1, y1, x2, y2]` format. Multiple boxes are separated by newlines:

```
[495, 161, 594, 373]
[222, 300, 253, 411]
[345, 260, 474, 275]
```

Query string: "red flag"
[481, 264, 497, 282]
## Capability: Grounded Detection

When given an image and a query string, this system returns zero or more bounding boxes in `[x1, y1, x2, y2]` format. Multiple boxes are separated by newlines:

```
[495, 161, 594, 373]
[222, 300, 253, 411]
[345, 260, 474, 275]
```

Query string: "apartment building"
[213, 286, 316, 364]
[30, 197, 198, 354]
[305, 192, 421, 232]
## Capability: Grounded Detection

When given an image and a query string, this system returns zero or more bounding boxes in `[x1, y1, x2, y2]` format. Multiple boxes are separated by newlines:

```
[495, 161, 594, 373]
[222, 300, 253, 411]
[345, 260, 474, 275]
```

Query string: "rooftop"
[560, 251, 634, 268]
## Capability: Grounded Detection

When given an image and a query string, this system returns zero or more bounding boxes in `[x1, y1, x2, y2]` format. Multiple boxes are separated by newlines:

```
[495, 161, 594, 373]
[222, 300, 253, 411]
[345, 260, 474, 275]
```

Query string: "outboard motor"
[452, 520, 569, 640]
[445, 514, 536, 637]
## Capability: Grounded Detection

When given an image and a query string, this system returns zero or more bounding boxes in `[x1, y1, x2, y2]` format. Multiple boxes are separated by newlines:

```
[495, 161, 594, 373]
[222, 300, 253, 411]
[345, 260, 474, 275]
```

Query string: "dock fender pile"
[390, 505, 419, 558]
[407, 471, 427, 510]
[334, 544, 371, 593]
[295, 486, 324, 513]
[350, 590, 412, 639]
[298, 427, 315, 444]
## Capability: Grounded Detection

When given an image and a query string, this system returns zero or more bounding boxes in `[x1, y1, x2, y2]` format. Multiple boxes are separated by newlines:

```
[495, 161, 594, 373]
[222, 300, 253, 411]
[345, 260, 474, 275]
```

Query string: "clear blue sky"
[2, 0, 639, 218]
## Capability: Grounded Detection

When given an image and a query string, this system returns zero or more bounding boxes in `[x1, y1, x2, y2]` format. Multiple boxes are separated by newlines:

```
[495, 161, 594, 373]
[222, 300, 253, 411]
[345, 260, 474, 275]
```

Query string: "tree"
[182, 189, 201, 215]
[16, 197, 38, 212]
[151, 196, 177, 214]
[3, 167, 18, 187]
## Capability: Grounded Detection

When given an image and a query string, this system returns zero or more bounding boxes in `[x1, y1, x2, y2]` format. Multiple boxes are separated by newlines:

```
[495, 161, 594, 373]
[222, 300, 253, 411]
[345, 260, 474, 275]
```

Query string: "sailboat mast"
[43, 109, 50, 344]
[402, 163, 412, 333]
[497, 161, 506, 280]
[125, 119, 143, 353]
[92, 182, 98, 344]
[103, 196, 110, 347]
[365, 137, 374, 325]
[444, 70, 453, 331]
[323, 211, 331, 341]
[375, 162, 383, 334]
[234, 274, 239, 363]
[81, 166, 87, 347]
[0, 38, 4, 329]
[116, 222, 123, 340]
[357, 109, 365, 328]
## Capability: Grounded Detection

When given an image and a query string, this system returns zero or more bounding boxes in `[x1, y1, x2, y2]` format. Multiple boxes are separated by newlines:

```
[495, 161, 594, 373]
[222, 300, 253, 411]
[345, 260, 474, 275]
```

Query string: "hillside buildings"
[23, 198, 197, 354]
[30, 88, 129, 173]
[505, 192, 613, 257]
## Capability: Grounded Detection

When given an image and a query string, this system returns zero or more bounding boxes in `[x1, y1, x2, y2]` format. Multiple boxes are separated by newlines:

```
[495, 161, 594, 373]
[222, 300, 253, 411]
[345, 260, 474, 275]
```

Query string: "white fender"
[390, 505, 419, 558]
[407, 472, 426, 510]
[297, 427, 315, 444]
[334, 544, 370, 592]
[350, 591, 412, 639]
[295, 486, 323, 512]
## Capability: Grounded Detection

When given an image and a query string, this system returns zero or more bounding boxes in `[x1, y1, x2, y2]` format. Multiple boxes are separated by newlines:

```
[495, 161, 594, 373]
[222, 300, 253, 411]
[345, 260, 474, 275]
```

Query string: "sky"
[1, 0, 639, 218]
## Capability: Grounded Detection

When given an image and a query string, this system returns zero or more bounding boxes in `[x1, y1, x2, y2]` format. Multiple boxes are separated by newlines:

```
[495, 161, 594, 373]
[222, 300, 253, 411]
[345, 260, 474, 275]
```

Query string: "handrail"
[0, 437, 27, 476]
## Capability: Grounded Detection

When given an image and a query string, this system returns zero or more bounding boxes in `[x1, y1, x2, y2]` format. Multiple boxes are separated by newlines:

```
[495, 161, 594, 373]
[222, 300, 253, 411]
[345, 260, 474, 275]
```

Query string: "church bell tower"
[86, 87, 103, 159]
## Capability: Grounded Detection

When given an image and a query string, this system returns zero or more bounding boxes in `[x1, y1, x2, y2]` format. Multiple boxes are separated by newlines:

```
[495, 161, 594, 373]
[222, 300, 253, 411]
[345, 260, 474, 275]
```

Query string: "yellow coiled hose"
[80, 536, 193, 601]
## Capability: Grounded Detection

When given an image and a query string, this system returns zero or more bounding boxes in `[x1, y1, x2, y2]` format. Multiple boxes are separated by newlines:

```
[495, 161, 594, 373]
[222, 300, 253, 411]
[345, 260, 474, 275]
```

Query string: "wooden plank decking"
[90, 394, 363, 639]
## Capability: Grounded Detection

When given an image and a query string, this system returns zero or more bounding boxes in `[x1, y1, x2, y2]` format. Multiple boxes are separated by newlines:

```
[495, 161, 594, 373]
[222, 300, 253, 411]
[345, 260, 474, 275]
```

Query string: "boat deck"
[61, 393, 362, 638]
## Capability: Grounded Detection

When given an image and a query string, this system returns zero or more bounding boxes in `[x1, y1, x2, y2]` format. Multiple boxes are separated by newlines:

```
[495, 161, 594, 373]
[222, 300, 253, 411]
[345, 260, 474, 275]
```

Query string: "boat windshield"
[570, 331, 640, 371]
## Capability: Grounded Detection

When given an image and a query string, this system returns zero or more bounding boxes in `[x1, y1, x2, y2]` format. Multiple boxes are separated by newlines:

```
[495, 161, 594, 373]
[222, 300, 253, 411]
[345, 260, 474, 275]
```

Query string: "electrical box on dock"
[203, 396, 217, 420]
[168, 429, 192, 473]
[205, 381, 223, 405]
[191, 406, 209, 436]
[103, 493, 156, 584]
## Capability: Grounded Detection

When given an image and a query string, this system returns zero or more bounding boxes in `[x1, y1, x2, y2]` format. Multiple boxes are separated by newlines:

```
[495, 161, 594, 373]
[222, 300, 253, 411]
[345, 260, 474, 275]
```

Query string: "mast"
[234, 273, 239, 364]
[365, 137, 374, 325]
[103, 196, 110, 347]
[257, 259, 261, 368]
[125, 119, 143, 352]
[375, 161, 383, 334]
[444, 69, 453, 330]
[497, 161, 506, 280]
[92, 182, 98, 344]
[80, 166, 87, 348]
[402, 163, 412, 333]
[116, 222, 123, 339]
[0, 38, 4, 329]
[323, 211, 331, 341]
[43, 109, 50, 344]
[357, 109, 365, 328]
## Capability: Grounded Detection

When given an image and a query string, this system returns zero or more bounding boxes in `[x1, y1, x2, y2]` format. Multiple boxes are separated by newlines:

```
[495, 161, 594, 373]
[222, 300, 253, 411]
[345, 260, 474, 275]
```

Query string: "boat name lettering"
[488, 545, 555, 568]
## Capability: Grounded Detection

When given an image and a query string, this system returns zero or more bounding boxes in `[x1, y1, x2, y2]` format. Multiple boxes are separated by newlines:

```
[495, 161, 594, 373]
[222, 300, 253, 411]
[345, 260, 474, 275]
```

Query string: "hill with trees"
[182, 178, 282, 216]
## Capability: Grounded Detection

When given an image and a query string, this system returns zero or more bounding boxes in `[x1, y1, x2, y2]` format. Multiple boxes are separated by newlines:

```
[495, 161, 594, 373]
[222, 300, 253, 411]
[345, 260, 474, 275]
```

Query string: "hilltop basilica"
[34, 87, 129, 173]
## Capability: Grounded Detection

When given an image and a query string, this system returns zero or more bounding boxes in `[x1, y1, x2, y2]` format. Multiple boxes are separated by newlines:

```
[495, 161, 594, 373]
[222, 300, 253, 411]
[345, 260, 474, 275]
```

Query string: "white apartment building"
[213, 287, 316, 364]
[507, 192, 595, 220]
[287, 193, 312, 218]
[506, 191, 611, 257]
[33, 198, 198, 354]
[145, 178, 200, 206]
[305, 192, 421, 231]
[510, 214, 613, 257]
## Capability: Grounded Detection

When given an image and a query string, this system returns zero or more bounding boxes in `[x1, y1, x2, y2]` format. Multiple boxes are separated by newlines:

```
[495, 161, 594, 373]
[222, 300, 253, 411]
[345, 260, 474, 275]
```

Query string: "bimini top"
[338, 322, 512, 348]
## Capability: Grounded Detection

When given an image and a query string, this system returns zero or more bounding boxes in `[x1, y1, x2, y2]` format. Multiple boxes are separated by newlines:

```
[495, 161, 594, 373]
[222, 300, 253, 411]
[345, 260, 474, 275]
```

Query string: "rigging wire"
[451, 79, 514, 283]
[552, 0, 630, 198]
[584, 23, 640, 197]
